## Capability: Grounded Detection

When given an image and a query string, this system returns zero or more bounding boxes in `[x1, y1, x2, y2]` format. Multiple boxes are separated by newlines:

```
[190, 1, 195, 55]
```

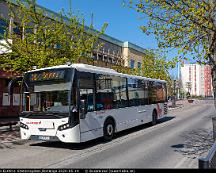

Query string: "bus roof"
[27, 63, 167, 83]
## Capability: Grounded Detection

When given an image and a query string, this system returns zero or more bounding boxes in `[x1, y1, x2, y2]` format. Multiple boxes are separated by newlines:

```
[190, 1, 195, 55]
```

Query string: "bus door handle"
[138, 110, 146, 113]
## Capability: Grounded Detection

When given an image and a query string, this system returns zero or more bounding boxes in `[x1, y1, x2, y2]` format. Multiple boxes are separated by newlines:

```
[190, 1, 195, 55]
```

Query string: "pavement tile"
[0, 125, 21, 148]
[0, 130, 20, 142]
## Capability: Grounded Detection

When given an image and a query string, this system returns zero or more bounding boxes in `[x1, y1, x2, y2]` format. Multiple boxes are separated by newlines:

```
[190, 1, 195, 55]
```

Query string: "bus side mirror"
[80, 99, 87, 119]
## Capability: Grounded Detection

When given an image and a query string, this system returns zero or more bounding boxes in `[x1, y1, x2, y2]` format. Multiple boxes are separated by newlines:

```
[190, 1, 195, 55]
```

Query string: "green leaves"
[133, 49, 173, 81]
[126, 0, 216, 67]
[0, 0, 105, 73]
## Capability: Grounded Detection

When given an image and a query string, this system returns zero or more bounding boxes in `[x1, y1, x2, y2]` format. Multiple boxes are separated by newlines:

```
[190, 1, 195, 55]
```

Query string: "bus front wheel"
[103, 119, 115, 141]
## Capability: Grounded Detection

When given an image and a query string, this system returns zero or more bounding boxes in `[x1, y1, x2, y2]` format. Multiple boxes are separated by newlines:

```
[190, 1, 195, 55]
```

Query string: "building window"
[137, 62, 142, 69]
[130, 59, 135, 69]
[0, 19, 8, 39]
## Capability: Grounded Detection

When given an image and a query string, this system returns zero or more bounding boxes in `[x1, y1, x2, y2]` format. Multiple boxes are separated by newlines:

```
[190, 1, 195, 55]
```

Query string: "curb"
[168, 105, 183, 111]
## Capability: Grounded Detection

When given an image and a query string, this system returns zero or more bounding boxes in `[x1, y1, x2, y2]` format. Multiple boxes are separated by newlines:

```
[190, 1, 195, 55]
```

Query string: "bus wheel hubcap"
[107, 124, 113, 135]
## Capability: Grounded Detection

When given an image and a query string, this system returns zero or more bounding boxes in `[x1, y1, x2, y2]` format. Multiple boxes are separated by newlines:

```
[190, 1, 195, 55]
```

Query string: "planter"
[187, 99, 194, 103]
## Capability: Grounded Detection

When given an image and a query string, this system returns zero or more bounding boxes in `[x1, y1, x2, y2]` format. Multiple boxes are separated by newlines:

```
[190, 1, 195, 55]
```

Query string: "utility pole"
[177, 61, 180, 99]
[69, 0, 72, 16]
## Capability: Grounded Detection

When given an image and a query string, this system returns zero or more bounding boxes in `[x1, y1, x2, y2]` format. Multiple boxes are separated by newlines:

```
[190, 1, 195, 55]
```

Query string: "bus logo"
[26, 121, 41, 125]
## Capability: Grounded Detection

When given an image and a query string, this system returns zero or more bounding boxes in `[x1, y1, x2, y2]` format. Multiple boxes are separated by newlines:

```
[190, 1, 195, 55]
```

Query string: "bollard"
[199, 158, 209, 169]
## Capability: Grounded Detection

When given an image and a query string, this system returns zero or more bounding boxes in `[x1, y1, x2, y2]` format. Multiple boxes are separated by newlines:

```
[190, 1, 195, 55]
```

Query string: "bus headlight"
[58, 123, 70, 131]
[20, 122, 29, 130]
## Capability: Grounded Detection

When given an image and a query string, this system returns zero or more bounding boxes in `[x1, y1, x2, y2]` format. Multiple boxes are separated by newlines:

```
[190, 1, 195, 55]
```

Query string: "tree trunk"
[172, 96, 176, 107]
[212, 68, 216, 109]
[209, 0, 216, 109]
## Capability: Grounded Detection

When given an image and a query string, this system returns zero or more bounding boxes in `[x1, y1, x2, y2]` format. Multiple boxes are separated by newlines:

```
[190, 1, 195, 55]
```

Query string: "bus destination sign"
[29, 70, 65, 82]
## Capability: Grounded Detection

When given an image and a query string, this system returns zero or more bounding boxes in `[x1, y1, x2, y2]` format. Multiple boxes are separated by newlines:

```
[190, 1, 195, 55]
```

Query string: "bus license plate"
[38, 136, 50, 141]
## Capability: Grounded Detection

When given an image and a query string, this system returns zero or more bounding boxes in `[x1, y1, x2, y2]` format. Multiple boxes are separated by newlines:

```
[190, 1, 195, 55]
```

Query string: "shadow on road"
[171, 128, 214, 159]
[30, 116, 175, 150]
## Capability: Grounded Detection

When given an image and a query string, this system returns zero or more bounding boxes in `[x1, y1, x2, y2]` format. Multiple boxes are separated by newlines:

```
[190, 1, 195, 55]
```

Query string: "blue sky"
[36, 0, 179, 78]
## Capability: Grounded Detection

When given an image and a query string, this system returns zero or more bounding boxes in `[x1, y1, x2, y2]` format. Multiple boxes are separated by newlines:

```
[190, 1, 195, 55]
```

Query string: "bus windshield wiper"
[44, 112, 66, 118]
[20, 111, 65, 118]
[20, 111, 34, 118]
[45, 112, 61, 118]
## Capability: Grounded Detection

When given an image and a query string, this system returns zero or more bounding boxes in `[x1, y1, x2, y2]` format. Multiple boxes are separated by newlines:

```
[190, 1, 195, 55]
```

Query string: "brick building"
[0, 70, 20, 118]
[181, 64, 213, 97]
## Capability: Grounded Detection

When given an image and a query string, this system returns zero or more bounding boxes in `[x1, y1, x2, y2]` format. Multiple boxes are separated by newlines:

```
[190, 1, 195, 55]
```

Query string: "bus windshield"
[23, 89, 70, 113]
[21, 68, 74, 116]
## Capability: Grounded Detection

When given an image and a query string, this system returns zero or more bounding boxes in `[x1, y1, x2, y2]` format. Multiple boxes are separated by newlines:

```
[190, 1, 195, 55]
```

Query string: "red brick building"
[204, 65, 213, 97]
[0, 70, 20, 118]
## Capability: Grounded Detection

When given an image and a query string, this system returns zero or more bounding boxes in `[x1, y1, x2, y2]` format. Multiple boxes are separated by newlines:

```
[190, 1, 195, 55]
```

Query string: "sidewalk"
[168, 99, 214, 111]
[0, 120, 27, 149]
[168, 99, 188, 111]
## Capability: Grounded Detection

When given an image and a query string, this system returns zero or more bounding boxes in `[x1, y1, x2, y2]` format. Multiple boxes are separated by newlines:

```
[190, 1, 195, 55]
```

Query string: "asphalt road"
[0, 100, 215, 168]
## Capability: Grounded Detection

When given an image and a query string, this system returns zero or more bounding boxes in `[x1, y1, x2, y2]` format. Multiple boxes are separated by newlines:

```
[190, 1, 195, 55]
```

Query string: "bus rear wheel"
[152, 110, 157, 126]
[103, 119, 115, 141]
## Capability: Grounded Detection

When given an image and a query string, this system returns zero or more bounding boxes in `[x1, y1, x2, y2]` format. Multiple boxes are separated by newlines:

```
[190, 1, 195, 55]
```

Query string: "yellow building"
[123, 41, 146, 69]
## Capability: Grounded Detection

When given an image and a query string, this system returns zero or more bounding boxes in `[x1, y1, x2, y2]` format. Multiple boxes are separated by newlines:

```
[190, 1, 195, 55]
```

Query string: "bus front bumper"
[20, 124, 81, 143]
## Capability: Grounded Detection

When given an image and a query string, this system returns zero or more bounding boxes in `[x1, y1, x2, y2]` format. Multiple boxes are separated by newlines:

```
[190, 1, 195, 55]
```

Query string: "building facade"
[181, 64, 213, 97]
[123, 42, 145, 69]
[0, 70, 20, 118]
[0, 0, 147, 118]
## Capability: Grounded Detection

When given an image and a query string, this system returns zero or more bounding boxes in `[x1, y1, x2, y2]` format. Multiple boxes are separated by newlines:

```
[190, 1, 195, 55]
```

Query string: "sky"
[36, 0, 179, 78]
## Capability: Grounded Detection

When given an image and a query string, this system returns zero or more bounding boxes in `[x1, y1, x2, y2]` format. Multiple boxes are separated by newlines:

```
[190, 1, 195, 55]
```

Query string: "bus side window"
[156, 82, 163, 103]
[149, 81, 157, 104]
[78, 72, 95, 112]
[95, 74, 113, 110]
[79, 89, 94, 112]
[143, 80, 149, 105]
[128, 78, 144, 107]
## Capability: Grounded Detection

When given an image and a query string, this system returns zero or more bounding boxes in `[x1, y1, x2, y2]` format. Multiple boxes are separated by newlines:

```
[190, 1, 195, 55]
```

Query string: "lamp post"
[172, 80, 176, 107]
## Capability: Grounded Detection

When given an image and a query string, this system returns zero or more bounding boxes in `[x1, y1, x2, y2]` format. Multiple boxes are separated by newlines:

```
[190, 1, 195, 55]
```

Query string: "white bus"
[9, 63, 168, 143]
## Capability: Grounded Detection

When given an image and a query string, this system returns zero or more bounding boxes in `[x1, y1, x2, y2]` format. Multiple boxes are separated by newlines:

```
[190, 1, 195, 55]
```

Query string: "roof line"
[4, 0, 147, 52]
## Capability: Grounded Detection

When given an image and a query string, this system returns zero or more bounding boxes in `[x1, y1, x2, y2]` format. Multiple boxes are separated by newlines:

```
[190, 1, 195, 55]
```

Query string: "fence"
[198, 117, 216, 169]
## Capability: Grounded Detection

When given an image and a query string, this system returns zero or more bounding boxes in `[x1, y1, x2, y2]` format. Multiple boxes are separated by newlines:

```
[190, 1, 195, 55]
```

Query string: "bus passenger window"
[96, 74, 113, 110]
[80, 89, 94, 112]
[78, 72, 95, 112]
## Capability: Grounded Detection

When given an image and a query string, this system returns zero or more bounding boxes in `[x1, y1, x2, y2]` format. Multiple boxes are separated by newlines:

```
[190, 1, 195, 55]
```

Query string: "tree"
[125, 0, 216, 101]
[140, 49, 174, 81]
[131, 49, 174, 97]
[0, 0, 107, 73]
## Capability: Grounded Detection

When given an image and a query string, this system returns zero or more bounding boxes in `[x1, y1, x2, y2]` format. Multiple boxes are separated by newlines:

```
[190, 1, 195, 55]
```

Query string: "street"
[0, 100, 215, 168]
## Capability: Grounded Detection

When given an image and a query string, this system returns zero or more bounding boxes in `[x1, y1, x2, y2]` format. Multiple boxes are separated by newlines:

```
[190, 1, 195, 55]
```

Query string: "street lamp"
[171, 80, 176, 107]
